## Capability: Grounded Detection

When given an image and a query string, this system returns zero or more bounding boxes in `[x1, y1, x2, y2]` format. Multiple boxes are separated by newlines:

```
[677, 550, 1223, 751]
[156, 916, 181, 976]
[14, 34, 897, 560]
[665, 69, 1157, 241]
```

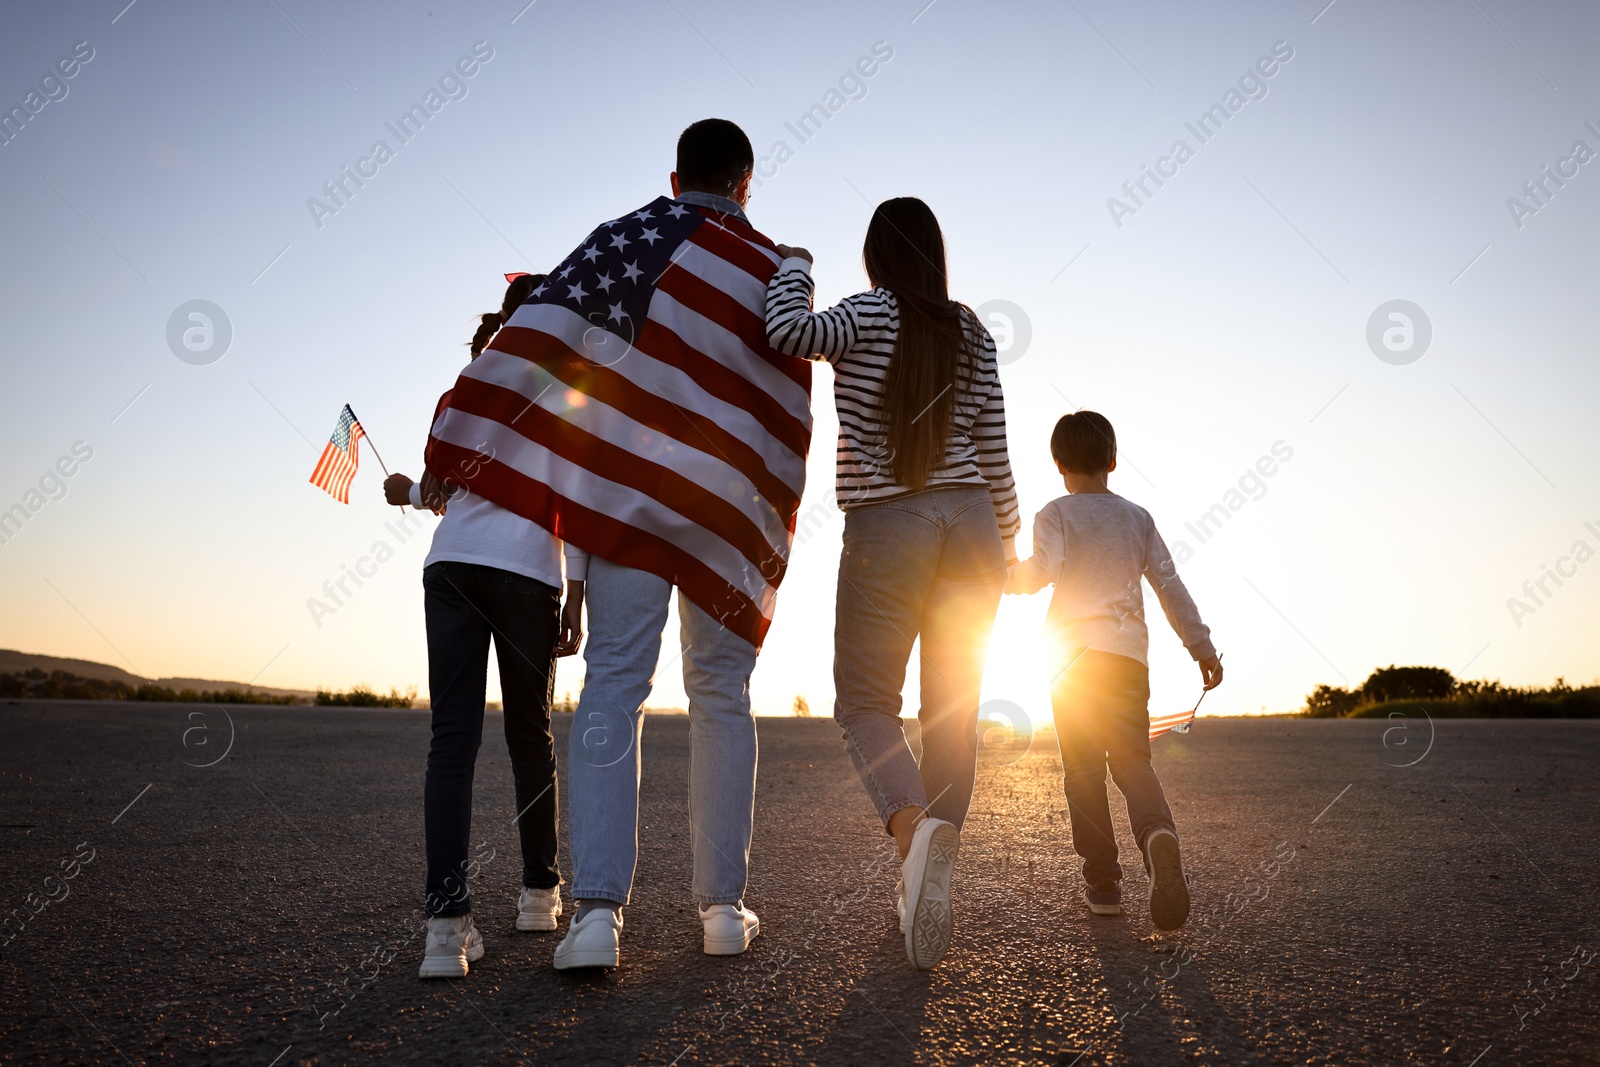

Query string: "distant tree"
[1359, 665, 1455, 704]
[792, 695, 812, 717]
[1304, 684, 1359, 717]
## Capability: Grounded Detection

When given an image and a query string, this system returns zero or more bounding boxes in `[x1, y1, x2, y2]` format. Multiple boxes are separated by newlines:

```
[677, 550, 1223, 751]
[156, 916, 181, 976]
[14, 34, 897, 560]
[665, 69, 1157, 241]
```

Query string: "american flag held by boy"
[425, 197, 812, 648]
[309, 405, 366, 504]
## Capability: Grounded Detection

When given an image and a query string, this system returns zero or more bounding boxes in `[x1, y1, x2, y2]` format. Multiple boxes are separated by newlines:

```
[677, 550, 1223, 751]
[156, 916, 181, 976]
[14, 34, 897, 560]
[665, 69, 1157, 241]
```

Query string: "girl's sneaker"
[418, 915, 484, 979]
[1084, 882, 1123, 916]
[901, 817, 960, 970]
[516, 886, 562, 931]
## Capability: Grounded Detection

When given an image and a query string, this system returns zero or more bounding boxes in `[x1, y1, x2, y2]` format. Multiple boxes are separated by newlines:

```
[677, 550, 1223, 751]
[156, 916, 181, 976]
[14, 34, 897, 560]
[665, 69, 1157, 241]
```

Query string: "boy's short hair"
[675, 118, 754, 194]
[1051, 410, 1117, 474]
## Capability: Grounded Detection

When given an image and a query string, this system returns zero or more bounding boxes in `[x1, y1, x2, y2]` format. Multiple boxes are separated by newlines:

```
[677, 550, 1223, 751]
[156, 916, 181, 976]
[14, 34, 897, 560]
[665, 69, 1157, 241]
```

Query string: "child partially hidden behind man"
[1006, 411, 1223, 930]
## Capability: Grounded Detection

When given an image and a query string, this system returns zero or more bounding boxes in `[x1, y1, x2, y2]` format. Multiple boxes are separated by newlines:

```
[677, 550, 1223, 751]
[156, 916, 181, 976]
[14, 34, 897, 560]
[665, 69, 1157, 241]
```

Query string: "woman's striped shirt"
[765, 257, 1021, 557]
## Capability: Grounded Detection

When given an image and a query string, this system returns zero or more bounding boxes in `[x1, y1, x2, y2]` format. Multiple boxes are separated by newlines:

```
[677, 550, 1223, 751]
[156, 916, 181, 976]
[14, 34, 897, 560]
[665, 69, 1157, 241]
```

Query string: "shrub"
[316, 685, 416, 708]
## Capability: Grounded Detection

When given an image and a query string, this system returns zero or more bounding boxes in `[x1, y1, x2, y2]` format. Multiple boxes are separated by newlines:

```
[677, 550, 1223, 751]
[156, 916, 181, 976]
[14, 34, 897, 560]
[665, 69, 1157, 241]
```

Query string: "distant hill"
[0, 649, 316, 701]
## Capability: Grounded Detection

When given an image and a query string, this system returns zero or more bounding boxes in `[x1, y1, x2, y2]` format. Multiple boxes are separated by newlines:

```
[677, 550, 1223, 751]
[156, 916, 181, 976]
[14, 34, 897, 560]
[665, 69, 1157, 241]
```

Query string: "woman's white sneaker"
[516, 886, 562, 931]
[699, 902, 760, 956]
[418, 915, 484, 979]
[553, 907, 622, 970]
[901, 817, 960, 970]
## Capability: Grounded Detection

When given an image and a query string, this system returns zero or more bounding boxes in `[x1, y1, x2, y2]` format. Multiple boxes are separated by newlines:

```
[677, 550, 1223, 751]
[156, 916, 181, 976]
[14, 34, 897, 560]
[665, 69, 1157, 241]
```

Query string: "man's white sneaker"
[901, 817, 960, 970]
[516, 886, 562, 932]
[553, 907, 622, 970]
[699, 902, 760, 956]
[418, 915, 484, 979]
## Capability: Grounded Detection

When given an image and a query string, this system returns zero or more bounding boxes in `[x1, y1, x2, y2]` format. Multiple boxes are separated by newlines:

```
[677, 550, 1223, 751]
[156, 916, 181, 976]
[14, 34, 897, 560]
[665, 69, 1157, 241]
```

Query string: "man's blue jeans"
[567, 556, 760, 906]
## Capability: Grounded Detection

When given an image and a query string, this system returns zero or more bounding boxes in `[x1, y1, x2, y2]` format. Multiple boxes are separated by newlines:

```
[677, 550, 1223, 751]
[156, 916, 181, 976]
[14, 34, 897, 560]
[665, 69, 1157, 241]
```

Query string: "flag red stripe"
[481, 329, 803, 509]
[447, 375, 792, 582]
[654, 265, 810, 401]
[428, 437, 772, 643]
[487, 319, 810, 465]
[683, 225, 810, 390]
[689, 207, 778, 260]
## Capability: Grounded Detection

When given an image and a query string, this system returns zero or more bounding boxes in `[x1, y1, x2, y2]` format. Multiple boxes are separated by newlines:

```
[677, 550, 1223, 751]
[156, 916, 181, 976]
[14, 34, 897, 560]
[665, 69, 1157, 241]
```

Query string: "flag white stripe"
[434, 411, 782, 613]
[484, 304, 807, 491]
[459, 353, 794, 546]
[648, 278, 812, 423]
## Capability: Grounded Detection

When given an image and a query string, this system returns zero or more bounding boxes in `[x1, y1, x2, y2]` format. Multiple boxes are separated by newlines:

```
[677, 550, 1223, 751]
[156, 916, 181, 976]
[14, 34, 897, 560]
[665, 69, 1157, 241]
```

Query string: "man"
[425, 119, 812, 969]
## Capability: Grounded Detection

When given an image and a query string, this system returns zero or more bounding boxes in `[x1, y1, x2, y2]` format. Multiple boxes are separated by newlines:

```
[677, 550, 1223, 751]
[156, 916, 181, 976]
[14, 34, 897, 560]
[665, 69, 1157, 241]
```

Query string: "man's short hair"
[1051, 410, 1117, 474]
[676, 118, 754, 194]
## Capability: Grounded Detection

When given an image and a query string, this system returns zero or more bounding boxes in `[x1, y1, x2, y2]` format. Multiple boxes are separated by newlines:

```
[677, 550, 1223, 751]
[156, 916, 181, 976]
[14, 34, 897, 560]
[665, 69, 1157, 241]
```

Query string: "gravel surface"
[1, 701, 1596, 1065]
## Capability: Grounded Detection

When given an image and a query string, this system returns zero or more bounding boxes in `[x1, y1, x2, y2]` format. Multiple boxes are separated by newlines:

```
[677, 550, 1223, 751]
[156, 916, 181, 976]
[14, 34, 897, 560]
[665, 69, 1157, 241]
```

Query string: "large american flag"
[310, 404, 365, 504]
[426, 197, 812, 648]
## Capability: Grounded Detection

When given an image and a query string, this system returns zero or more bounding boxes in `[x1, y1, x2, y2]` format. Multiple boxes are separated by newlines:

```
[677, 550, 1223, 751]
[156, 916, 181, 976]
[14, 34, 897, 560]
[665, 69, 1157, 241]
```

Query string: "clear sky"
[2, 0, 1596, 726]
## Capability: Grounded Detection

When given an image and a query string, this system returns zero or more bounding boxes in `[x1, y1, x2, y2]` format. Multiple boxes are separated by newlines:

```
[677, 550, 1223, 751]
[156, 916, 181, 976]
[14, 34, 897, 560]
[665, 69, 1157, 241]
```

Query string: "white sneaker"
[895, 878, 909, 933]
[553, 907, 622, 970]
[699, 902, 760, 956]
[418, 915, 484, 979]
[516, 886, 562, 931]
[901, 817, 960, 970]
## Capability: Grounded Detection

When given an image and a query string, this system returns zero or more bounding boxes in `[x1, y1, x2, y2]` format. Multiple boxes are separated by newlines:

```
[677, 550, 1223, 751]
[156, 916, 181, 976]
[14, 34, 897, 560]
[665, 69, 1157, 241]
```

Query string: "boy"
[1006, 411, 1222, 930]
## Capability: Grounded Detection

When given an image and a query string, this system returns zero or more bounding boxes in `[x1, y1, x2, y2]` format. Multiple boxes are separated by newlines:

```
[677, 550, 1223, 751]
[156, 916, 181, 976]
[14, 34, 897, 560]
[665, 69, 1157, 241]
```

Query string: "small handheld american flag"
[309, 405, 367, 504]
[1150, 654, 1223, 740]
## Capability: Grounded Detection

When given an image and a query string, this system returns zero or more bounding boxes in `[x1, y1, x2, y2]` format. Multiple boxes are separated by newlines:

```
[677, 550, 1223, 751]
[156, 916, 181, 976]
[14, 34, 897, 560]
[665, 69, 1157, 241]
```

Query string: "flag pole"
[347, 406, 403, 513]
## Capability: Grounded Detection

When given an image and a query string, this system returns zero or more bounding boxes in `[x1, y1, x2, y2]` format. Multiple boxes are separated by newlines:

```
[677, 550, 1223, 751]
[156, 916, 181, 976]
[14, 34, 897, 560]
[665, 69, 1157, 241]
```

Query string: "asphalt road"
[1, 701, 1596, 1066]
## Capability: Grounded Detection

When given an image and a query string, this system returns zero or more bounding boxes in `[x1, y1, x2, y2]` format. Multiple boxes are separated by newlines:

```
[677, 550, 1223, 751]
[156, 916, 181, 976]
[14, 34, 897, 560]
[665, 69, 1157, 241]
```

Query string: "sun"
[981, 594, 1059, 727]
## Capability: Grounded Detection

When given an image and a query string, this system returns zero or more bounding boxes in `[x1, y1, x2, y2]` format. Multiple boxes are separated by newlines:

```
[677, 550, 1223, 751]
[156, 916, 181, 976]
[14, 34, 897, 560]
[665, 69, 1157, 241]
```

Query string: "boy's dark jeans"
[423, 561, 561, 917]
[1051, 649, 1177, 888]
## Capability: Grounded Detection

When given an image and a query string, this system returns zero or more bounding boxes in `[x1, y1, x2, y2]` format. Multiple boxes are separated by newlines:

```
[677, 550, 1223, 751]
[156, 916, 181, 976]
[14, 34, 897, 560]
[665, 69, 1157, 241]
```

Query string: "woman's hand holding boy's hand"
[774, 244, 813, 264]
[1200, 656, 1224, 690]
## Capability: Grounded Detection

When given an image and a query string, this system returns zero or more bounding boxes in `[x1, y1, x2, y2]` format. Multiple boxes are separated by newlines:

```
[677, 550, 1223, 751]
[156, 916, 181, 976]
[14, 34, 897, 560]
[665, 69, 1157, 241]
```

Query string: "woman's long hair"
[862, 198, 972, 492]
[469, 273, 545, 358]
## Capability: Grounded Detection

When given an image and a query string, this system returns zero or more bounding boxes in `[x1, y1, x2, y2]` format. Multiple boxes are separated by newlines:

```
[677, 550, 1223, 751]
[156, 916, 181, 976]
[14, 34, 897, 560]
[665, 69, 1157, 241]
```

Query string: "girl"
[765, 198, 1020, 969]
[383, 273, 583, 978]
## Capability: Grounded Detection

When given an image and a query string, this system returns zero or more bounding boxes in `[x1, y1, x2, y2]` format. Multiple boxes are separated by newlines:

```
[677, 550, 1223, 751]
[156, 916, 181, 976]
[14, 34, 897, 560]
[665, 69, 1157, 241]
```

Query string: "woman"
[383, 273, 583, 978]
[766, 198, 1020, 969]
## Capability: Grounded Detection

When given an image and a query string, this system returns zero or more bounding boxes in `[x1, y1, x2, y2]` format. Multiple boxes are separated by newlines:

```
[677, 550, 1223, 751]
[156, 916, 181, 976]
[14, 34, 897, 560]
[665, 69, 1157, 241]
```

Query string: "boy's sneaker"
[1145, 828, 1190, 931]
[699, 902, 760, 956]
[901, 817, 960, 970]
[516, 886, 562, 932]
[418, 915, 484, 979]
[553, 906, 622, 970]
[1084, 882, 1122, 916]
